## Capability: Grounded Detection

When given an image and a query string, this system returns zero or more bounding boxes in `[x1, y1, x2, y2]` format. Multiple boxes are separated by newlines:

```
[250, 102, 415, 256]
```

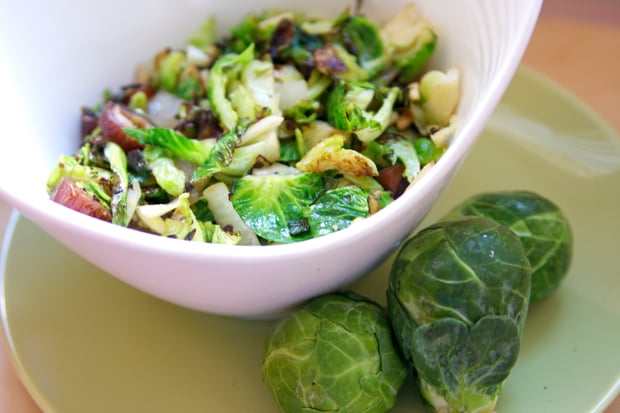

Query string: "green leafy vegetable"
[307, 186, 369, 237]
[142, 145, 186, 197]
[103, 142, 132, 226]
[445, 190, 573, 303]
[191, 131, 240, 184]
[207, 44, 256, 131]
[296, 134, 378, 177]
[136, 193, 204, 241]
[230, 172, 323, 243]
[340, 15, 385, 78]
[326, 81, 400, 143]
[387, 216, 531, 413]
[124, 127, 212, 164]
[263, 291, 408, 413]
[380, 3, 437, 83]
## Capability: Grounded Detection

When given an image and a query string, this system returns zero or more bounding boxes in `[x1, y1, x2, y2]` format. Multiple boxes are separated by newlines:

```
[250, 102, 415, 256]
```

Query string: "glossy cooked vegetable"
[46, 4, 460, 245]
[387, 217, 531, 413]
[445, 190, 573, 303]
[262, 292, 408, 413]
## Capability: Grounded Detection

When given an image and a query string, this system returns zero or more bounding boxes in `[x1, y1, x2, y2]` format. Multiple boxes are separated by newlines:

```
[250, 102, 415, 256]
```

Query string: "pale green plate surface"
[2, 67, 620, 413]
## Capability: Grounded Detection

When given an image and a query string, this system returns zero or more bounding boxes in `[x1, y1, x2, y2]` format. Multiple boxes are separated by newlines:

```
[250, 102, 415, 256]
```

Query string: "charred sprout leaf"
[314, 43, 369, 82]
[340, 15, 385, 79]
[380, 3, 437, 83]
[191, 131, 240, 184]
[326, 81, 377, 132]
[103, 142, 132, 226]
[387, 216, 531, 413]
[231, 172, 323, 243]
[136, 193, 204, 241]
[271, 17, 326, 71]
[307, 186, 369, 237]
[202, 221, 242, 245]
[263, 292, 408, 413]
[296, 134, 378, 177]
[220, 142, 265, 177]
[445, 191, 573, 303]
[124, 127, 212, 164]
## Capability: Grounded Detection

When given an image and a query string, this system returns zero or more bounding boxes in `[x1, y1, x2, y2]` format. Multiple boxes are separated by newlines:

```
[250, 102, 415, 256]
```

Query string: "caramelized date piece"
[377, 163, 406, 196]
[98, 102, 153, 152]
[51, 177, 112, 221]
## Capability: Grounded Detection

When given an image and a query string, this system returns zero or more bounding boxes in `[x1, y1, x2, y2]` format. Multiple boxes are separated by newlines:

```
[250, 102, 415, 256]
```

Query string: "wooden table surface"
[1, 1, 619, 412]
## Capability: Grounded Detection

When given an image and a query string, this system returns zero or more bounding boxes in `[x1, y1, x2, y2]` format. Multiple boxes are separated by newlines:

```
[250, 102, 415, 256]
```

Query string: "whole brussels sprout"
[262, 292, 407, 413]
[387, 217, 531, 413]
[445, 190, 573, 303]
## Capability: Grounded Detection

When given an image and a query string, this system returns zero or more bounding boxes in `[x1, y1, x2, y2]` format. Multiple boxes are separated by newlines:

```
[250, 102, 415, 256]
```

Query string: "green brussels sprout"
[387, 217, 531, 413]
[445, 190, 573, 303]
[263, 291, 408, 413]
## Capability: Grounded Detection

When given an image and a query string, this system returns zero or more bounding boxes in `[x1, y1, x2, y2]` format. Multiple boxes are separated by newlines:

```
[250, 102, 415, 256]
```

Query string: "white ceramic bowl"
[0, 0, 541, 317]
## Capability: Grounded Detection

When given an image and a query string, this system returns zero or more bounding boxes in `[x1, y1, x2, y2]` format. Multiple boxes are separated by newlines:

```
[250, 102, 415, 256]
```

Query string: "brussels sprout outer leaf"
[446, 191, 573, 303]
[263, 292, 407, 413]
[136, 193, 204, 241]
[191, 131, 240, 184]
[326, 81, 373, 132]
[411, 316, 520, 413]
[207, 45, 255, 131]
[394, 28, 436, 84]
[142, 146, 186, 197]
[307, 186, 369, 237]
[124, 127, 212, 165]
[340, 16, 385, 78]
[103, 142, 131, 226]
[230, 172, 323, 243]
[296, 134, 378, 177]
[388, 216, 531, 334]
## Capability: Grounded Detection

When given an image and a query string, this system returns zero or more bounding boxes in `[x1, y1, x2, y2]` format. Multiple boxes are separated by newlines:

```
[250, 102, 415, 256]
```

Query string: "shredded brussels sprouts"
[46, 4, 460, 244]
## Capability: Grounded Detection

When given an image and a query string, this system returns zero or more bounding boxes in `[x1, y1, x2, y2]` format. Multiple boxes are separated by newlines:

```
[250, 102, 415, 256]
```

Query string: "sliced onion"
[147, 91, 183, 128]
[202, 182, 260, 246]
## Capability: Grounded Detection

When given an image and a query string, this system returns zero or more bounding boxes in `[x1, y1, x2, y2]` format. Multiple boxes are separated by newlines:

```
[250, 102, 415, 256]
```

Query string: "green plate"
[2, 67, 620, 413]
